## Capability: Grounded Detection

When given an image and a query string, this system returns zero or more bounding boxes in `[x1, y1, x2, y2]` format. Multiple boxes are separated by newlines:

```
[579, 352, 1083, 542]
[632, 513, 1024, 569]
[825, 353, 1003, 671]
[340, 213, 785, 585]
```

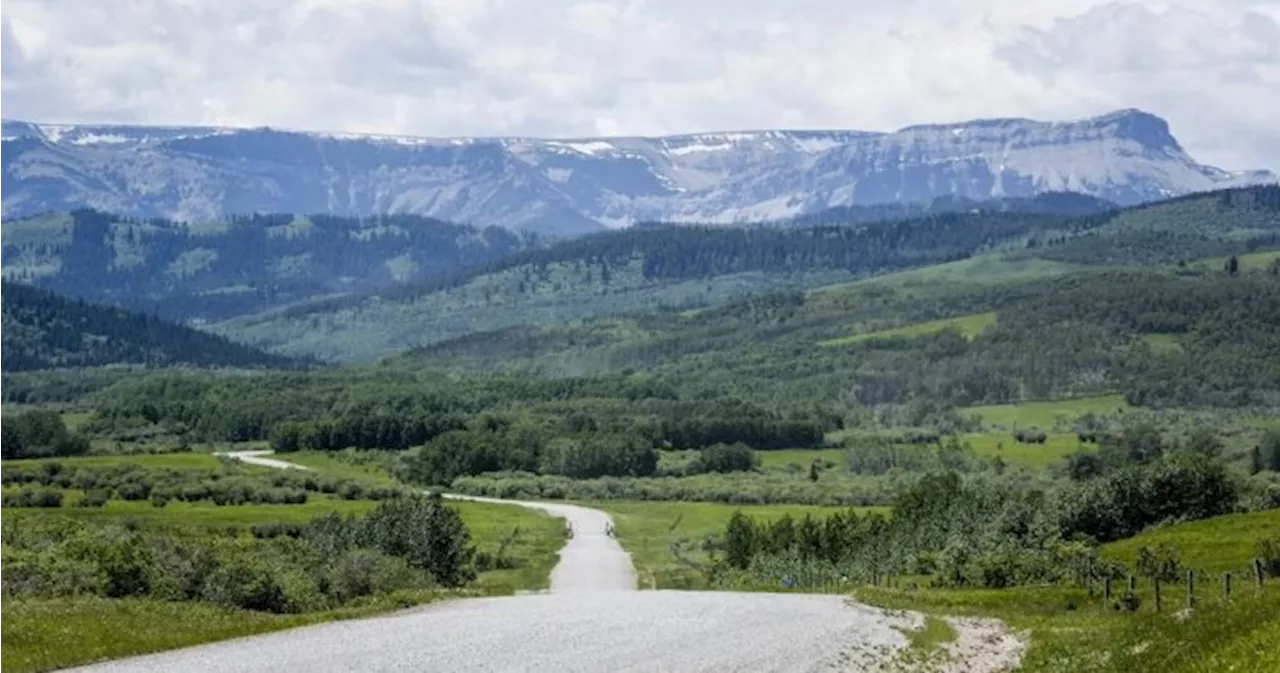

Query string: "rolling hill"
[0, 210, 536, 323]
[0, 281, 307, 371]
[216, 185, 1280, 363]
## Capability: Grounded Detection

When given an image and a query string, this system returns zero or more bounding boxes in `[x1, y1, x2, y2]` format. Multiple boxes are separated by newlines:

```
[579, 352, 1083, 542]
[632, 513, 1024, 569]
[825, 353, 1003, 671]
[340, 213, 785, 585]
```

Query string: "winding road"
[57, 451, 997, 672]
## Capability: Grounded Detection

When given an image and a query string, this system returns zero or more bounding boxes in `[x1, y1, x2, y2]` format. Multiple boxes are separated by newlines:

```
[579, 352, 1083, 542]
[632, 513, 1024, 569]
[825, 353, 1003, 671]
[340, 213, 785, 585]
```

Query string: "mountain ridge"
[4, 109, 1273, 234]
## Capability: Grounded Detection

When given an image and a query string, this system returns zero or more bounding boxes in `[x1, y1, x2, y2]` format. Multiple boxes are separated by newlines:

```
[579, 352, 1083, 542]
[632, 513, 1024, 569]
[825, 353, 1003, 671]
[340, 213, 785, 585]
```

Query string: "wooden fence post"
[1128, 575, 1136, 594]
[1255, 559, 1265, 590]
[1223, 572, 1231, 601]
[1104, 577, 1112, 603]
[1186, 569, 1195, 610]
[1154, 577, 1162, 613]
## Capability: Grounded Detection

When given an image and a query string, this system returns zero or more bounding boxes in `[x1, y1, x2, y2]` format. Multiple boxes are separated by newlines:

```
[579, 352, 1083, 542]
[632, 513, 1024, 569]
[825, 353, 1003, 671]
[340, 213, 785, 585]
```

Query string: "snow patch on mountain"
[1, 110, 1273, 236]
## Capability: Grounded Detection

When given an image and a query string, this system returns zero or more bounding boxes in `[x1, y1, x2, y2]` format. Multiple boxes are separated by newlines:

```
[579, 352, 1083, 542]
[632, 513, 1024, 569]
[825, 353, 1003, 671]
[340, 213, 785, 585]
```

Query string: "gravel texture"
[59, 592, 912, 673]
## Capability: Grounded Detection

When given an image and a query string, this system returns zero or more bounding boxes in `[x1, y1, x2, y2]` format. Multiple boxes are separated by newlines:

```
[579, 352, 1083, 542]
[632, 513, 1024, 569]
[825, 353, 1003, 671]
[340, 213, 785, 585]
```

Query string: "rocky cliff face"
[3, 109, 1273, 235]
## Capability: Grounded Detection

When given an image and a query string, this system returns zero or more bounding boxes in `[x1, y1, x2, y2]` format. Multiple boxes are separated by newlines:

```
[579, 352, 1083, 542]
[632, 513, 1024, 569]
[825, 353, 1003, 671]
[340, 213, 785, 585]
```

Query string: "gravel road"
[60, 451, 985, 672]
[60, 592, 912, 673]
[218, 451, 636, 592]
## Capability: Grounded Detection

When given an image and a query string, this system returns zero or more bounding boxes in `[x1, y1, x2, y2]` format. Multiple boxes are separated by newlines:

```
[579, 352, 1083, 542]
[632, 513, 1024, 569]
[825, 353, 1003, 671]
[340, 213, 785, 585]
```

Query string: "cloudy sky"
[2, 0, 1278, 170]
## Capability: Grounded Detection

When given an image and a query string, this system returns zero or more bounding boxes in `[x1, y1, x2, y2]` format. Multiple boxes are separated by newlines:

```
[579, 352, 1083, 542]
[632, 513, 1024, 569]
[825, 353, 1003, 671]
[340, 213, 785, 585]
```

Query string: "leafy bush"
[693, 443, 757, 474]
[2, 488, 64, 508]
[1257, 536, 1280, 576]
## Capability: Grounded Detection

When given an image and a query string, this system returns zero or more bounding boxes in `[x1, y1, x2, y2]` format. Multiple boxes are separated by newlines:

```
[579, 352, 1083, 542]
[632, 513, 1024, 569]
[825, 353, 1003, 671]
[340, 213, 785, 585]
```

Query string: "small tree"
[1135, 544, 1182, 584]
[1225, 255, 1240, 276]
[359, 494, 476, 587]
[1185, 428, 1223, 457]
[1260, 430, 1280, 472]
[723, 511, 758, 570]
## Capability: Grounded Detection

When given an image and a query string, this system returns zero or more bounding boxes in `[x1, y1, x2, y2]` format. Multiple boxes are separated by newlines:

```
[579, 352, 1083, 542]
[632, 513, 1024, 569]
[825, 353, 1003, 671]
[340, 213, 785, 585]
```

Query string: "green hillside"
[217, 209, 1081, 361]
[1, 209, 536, 323]
[1, 281, 306, 371]
[217, 185, 1279, 363]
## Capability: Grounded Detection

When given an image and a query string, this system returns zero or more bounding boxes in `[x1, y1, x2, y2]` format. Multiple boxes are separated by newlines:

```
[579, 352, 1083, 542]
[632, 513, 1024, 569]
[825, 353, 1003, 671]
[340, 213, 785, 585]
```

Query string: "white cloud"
[1, 0, 1276, 169]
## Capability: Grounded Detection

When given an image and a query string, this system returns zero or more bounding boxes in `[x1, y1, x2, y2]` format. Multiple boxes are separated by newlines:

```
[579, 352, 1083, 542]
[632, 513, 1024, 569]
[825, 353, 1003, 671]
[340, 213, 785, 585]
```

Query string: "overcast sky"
[2, 0, 1277, 170]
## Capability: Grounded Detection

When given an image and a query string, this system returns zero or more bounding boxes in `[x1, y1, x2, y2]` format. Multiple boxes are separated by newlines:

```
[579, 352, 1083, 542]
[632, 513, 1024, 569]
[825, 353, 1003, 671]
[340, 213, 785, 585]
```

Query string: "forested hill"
[1, 281, 309, 371]
[279, 209, 1087, 319]
[766, 190, 1117, 229]
[221, 207, 1092, 361]
[1, 209, 538, 323]
[220, 185, 1280, 363]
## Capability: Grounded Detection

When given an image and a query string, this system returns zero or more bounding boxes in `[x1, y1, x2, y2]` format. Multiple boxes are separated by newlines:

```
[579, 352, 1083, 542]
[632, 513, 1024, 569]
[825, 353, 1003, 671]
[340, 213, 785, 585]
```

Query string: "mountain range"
[3, 109, 1273, 235]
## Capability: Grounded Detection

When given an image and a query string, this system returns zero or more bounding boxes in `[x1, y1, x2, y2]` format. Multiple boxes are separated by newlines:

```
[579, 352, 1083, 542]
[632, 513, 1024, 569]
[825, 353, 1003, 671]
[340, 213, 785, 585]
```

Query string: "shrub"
[359, 494, 476, 587]
[2, 488, 64, 508]
[694, 443, 757, 474]
[325, 549, 418, 602]
[251, 523, 304, 540]
[75, 490, 110, 508]
[1113, 591, 1142, 612]
[1257, 536, 1280, 576]
[202, 558, 292, 613]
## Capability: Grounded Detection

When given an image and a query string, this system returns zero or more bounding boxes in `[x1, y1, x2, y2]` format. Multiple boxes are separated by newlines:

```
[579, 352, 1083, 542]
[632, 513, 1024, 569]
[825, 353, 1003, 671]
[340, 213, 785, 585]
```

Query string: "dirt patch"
[939, 616, 1026, 673]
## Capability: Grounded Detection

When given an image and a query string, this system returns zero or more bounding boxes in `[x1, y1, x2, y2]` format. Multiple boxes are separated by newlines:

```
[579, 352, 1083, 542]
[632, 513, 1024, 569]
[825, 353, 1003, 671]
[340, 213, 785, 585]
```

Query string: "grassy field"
[811, 254, 1085, 296]
[594, 500, 888, 589]
[1, 451, 566, 672]
[856, 582, 1280, 673]
[1102, 509, 1280, 574]
[819, 311, 997, 347]
[852, 508, 1280, 672]
[1188, 249, 1280, 273]
[280, 451, 398, 485]
[0, 594, 456, 673]
[757, 448, 847, 472]
[1140, 333, 1184, 354]
[962, 432, 1088, 469]
[960, 395, 1131, 431]
[4, 452, 230, 470]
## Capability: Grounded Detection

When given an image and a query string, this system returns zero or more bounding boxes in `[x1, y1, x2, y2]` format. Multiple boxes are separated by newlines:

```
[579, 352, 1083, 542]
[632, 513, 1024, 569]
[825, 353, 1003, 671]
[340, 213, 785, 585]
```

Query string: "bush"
[358, 494, 476, 587]
[251, 523, 304, 540]
[75, 490, 110, 508]
[1113, 591, 1142, 612]
[325, 550, 419, 602]
[1257, 536, 1280, 576]
[201, 558, 292, 613]
[693, 443, 757, 474]
[2, 488, 64, 508]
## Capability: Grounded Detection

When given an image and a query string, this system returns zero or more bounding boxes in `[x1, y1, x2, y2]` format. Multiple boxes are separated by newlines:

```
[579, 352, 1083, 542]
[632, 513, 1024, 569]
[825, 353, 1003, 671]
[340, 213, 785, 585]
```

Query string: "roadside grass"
[888, 615, 958, 670]
[902, 615, 956, 651]
[2, 473, 565, 672]
[594, 500, 887, 589]
[0, 591, 464, 673]
[855, 583, 1280, 673]
[818, 311, 996, 348]
[280, 450, 398, 485]
[1101, 509, 1280, 574]
[960, 395, 1131, 431]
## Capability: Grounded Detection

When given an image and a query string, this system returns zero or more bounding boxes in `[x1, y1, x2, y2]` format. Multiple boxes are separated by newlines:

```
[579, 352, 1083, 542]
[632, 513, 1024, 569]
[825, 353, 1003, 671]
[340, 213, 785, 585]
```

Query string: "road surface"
[218, 451, 635, 592]
[60, 451, 935, 672]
